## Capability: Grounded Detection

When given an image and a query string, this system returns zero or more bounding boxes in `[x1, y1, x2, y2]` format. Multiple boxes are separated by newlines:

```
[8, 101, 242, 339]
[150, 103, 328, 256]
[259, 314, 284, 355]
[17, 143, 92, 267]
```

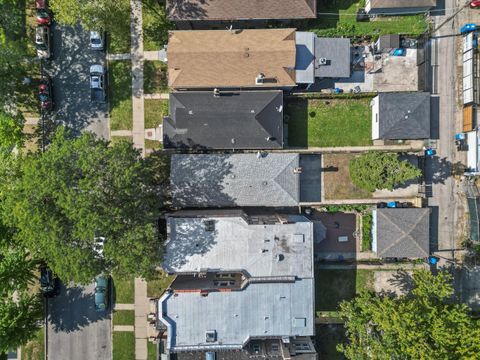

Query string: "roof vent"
[266, 136, 276, 141]
[276, 254, 285, 262]
[204, 220, 215, 232]
[206, 330, 217, 342]
[231, 138, 235, 144]
[213, 88, 220, 97]
[318, 58, 328, 65]
[255, 73, 265, 84]
[276, 105, 283, 113]
[293, 167, 303, 174]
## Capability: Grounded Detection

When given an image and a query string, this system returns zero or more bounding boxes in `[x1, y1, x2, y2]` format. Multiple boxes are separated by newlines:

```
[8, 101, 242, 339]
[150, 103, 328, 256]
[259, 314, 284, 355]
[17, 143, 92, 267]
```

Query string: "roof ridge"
[273, 156, 300, 203]
[377, 210, 409, 256]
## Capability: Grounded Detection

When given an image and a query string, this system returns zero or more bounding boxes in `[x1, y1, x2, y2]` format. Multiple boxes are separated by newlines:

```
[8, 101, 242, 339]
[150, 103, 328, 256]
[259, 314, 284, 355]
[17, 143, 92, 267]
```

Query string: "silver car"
[35, 25, 51, 59]
[89, 30, 105, 51]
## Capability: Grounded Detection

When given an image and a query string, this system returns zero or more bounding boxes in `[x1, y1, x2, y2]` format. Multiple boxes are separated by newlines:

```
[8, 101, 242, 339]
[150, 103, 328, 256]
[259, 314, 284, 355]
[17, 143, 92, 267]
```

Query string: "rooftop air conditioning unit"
[318, 58, 327, 65]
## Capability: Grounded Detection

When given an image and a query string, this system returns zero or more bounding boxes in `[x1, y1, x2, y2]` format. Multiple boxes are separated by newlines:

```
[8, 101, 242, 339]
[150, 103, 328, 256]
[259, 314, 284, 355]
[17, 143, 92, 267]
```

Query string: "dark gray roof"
[163, 91, 283, 149]
[375, 208, 430, 258]
[314, 37, 351, 78]
[377, 34, 400, 50]
[378, 92, 431, 140]
[170, 153, 300, 207]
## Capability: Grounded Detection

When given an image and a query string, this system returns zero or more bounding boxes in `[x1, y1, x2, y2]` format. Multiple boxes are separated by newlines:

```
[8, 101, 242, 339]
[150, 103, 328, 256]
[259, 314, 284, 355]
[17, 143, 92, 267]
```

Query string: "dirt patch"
[373, 270, 414, 296]
[323, 153, 372, 200]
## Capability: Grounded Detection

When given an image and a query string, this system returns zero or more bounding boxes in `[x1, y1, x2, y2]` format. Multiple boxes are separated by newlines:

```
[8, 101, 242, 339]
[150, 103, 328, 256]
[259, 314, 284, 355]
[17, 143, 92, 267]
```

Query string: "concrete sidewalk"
[134, 277, 149, 360]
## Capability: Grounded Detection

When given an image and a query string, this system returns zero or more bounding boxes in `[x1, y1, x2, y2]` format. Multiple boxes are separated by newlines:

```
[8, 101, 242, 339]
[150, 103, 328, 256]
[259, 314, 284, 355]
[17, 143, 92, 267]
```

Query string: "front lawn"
[143, 0, 173, 51]
[323, 153, 372, 200]
[147, 270, 174, 298]
[144, 61, 168, 94]
[144, 99, 168, 128]
[113, 277, 135, 304]
[147, 342, 157, 360]
[315, 268, 374, 314]
[113, 310, 135, 326]
[286, 97, 372, 148]
[113, 332, 135, 360]
[106, 0, 131, 53]
[110, 136, 133, 146]
[108, 61, 133, 131]
[309, 0, 428, 37]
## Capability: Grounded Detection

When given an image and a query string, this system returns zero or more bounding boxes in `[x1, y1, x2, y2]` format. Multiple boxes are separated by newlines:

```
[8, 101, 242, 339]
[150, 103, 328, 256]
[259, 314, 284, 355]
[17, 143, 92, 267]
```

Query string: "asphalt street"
[47, 282, 112, 360]
[43, 23, 112, 360]
[43, 23, 109, 139]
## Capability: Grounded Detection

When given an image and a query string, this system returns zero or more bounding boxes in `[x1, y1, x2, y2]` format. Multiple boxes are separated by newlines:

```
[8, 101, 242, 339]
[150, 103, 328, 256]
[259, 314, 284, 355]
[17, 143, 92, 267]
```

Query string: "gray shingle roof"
[375, 208, 430, 258]
[170, 153, 300, 207]
[378, 92, 431, 140]
[163, 91, 283, 150]
[314, 37, 351, 78]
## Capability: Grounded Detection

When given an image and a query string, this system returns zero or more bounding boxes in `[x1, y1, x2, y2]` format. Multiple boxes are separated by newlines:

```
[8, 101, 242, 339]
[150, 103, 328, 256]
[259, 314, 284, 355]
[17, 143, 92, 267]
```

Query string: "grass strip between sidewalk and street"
[113, 310, 135, 326]
[108, 60, 133, 131]
[113, 277, 135, 304]
[113, 332, 135, 360]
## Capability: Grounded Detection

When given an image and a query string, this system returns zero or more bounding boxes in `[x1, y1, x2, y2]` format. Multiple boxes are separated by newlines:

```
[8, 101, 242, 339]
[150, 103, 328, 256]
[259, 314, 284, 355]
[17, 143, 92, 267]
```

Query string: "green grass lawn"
[286, 97, 372, 148]
[315, 324, 348, 360]
[113, 277, 135, 304]
[108, 61, 133, 131]
[315, 268, 374, 314]
[144, 61, 168, 94]
[147, 341, 157, 360]
[309, 0, 428, 37]
[147, 271, 174, 298]
[113, 310, 135, 326]
[143, 0, 173, 51]
[107, 0, 131, 53]
[110, 136, 133, 146]
[113, 332, 135, 360]
[362, 212, 373, 251]
[21, 328, 44, 360]
[144, 99, 168, 128]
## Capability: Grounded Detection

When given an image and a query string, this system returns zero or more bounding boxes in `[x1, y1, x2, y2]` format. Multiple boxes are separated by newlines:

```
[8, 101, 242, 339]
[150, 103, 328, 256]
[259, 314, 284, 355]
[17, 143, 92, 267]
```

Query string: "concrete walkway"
[144, 93, 169, 99]
[134, 277, 149, 360]
[114, 303, 135, 310]
[107, 53, 132, 61]
[113, 325, 135, 332]
[110, 130, 133, 137]
[130, 0, 145, 156]
[144, 50, 167, 61]
[24, 117, 39, 125]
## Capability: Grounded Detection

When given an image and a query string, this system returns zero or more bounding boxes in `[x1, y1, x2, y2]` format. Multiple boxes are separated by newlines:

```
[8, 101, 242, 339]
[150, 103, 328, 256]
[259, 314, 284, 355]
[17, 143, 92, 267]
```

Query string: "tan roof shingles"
[166, 0, 316, 21]
[167, 29, 297, 89]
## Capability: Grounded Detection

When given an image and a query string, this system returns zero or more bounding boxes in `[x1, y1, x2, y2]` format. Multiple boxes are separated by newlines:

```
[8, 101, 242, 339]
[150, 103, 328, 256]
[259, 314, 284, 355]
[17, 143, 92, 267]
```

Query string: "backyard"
[308, 0, 429, 37]
[108, 61, 133, 131]
[286, 97, 372, 148]
[323, 153, 373, 200]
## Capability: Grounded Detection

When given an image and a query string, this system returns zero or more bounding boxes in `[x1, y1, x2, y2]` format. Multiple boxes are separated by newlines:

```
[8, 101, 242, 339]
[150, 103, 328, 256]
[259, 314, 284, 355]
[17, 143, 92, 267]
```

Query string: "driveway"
[47, 282, 112, 360]
[43, 23, 109, 139]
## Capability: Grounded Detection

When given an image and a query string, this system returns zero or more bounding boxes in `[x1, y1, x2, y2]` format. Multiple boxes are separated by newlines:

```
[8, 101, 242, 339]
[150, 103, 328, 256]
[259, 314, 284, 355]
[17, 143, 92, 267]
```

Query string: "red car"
[471, 0, 480, 8]
[38, 75, 54, 112]
[36, 0, 52, 25]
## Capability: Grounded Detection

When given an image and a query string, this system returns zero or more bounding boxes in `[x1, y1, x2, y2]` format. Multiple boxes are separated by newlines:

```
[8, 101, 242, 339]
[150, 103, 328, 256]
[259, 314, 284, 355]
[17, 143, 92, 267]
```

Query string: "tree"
[0, 109, 24, 151]
[349, 152, 422, 192]
[0, 127, 168, 284]
[338, 269, 480, 359]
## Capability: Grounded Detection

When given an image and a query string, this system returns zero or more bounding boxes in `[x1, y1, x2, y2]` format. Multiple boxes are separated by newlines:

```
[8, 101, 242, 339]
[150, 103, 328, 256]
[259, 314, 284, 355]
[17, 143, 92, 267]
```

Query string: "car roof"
[36, 0, 46, 8]
[90, 64, 104, 74]
[95, 276, 108, 287]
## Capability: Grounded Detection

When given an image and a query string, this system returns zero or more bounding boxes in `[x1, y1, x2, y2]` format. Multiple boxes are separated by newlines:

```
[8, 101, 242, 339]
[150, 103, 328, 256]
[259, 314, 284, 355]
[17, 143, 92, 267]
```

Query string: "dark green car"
[94, 275, 110, 311]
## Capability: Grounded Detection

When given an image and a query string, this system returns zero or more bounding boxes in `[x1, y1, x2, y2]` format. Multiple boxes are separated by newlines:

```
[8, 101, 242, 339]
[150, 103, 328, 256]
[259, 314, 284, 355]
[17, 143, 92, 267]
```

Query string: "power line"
[315, 4, 469, 17]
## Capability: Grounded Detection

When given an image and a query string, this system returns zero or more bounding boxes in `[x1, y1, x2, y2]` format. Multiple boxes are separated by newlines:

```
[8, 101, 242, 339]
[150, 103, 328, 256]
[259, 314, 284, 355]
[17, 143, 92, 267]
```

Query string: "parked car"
[471, 1, 480, 8]
[90, 64, 106, 103]
[36, 0, 52, 25]
[94, 275, 110, 311]
[89, 30, 105, 51]
[40, 266, 59, 297]
[38, 75, 54, 111]
[35, 25, 51, 59]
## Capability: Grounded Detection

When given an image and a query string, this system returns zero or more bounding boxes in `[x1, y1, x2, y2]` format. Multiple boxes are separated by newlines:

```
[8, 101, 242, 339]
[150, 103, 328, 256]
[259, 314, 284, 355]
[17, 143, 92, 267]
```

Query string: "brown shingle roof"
[369, 0, 436, 8]
[166, 0, 316, 21]
[167, 29, 297, 89]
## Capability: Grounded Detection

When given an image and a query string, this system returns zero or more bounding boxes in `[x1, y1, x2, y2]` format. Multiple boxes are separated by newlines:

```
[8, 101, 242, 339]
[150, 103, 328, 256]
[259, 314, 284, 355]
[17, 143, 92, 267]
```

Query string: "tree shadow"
[387, 269, 415, 295]
[306, 0, 360, 31]
[166, 0, 208, 20]
[48, 282, 109, 333]
[285, 97, 308, 148]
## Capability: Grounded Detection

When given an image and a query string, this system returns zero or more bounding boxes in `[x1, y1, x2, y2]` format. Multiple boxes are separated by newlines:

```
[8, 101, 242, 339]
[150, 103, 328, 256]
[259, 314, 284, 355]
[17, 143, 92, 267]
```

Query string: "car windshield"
[91, 38, 102, 45]
[36, 43, 47, 50]
[37, 9, 48, 17]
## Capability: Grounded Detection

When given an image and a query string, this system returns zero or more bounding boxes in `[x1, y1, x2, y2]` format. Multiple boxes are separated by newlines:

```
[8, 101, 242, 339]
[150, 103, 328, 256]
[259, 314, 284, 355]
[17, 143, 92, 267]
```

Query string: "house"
[166, 0, 317, 29]
[365, 0, 436, 15]
[158, 210, 317, 359]
[170, 153, 322, 208]
[372, 208, 430, 258]
[167, 29, 351, 89]
[371, 92, 431, 140]
[163, 90, 284, 149]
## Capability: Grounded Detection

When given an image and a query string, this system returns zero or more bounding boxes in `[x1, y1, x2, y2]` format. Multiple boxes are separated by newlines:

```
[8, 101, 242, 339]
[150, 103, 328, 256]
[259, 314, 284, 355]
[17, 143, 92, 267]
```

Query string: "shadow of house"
[285, 97, 308, 148]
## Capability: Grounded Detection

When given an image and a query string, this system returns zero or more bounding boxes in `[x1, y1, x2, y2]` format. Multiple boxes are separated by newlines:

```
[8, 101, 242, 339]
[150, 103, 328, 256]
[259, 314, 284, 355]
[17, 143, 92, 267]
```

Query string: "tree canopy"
[338, 269, 480, 359]
[0, 128, 169, 284]
[0, 109, 24, 151]
[349, 152, 422, 192]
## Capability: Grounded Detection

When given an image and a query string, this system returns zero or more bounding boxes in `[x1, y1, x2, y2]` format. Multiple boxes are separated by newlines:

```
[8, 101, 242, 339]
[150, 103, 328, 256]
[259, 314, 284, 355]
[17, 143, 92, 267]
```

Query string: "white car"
[93, 236, 105, 259]
[89, 30, 105, 51]
[35, 25, 51, 59]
